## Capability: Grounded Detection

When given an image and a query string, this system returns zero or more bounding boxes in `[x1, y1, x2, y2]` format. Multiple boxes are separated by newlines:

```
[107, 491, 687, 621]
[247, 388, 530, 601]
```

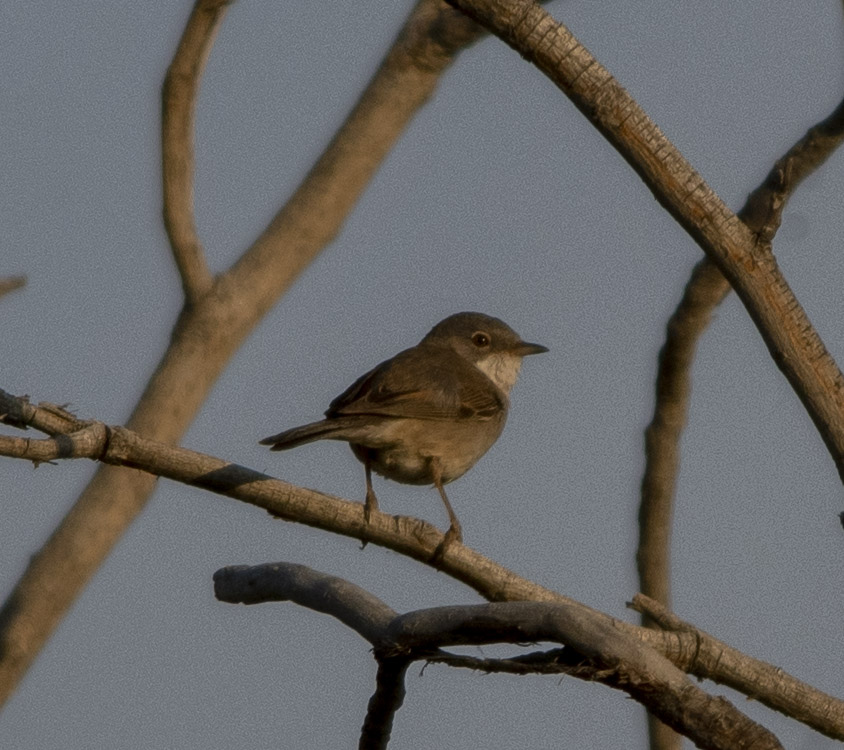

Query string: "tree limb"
[161, 0, 226, 302]
[215, 562, 784, 750]
[439, 5, 844, 745]
[637, 93, 844, 622]
[635, 95, 844, 750]
[5, 391, 843, 743]
[444, 0, 844, 477]
[630, 593, 844, 743]
[0, 0, 487, 709]
[359, 658, 409, 750]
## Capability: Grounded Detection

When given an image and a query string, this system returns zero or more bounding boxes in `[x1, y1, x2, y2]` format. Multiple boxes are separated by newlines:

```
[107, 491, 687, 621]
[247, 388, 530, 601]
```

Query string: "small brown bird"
[261, 312, 547, 545]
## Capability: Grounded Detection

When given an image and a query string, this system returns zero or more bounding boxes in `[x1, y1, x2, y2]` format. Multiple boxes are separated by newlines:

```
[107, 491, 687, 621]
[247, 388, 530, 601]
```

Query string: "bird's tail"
[259, 418, 360, 451]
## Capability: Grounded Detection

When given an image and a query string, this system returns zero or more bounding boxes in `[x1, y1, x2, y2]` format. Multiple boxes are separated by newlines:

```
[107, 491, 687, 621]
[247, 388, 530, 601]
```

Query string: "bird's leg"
[363, 450, 379, 524]
[431, 458, 462, 559]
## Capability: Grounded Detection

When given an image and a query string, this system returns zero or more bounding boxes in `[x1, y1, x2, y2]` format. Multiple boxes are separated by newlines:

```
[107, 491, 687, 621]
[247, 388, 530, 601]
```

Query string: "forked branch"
[3, 389, 843, 743]
[638, 93, 844, 619]
[215, 563, 784, 750]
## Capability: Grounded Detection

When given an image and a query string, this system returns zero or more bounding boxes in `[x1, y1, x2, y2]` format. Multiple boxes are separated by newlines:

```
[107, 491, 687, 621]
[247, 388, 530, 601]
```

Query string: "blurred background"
[2, 1, 843, 747]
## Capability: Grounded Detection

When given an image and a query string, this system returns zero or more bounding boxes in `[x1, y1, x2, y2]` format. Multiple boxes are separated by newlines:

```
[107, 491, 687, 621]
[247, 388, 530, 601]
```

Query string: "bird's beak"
[514, 341, 549, 356]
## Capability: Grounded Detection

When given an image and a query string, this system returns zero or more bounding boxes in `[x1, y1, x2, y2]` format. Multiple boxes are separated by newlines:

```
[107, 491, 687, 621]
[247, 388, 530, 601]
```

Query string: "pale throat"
[475, 352, 523, 394]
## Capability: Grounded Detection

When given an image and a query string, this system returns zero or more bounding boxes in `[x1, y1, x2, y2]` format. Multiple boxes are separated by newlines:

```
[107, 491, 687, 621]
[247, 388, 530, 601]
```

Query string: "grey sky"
[2, 1, 844, 748]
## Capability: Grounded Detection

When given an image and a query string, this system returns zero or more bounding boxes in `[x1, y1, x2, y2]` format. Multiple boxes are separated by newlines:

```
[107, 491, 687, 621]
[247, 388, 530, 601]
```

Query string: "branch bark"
[444, 0, 844, 478]
[630, 594, 844, 742]
[160, 0, 225, 301]
[637, 93, 844, 620]
[438, 4, 844, 746]
[215, 563, 785, 750]
[4, 391, 844, 743]
[0, 0, 486, 709]
[635, 88, 844, 750]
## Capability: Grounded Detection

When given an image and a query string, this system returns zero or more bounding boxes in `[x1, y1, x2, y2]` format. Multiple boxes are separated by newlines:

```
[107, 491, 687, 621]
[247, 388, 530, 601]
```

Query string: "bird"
[260, 312, 547, 547]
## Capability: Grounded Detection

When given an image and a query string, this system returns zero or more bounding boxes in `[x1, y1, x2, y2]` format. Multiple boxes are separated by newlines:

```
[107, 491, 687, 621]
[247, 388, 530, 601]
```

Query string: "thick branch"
[631, 594, 844, 742]
[5, 393, 842, 741]
[439, 9, 844, 744]
[635, 78, 844, 750]
[0, 392, 588, 606]
[213, 563, 397, 644]
[0, 0, 486, 709]
[637, 93, 844, 617]
[216, 563, 783, 750]
[445, 0, 844, 477]
[636, 101, 844, 750]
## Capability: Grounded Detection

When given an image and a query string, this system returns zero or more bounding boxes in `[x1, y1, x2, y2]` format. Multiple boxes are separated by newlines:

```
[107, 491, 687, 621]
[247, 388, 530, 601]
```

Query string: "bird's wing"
[326, 346, 505, 421]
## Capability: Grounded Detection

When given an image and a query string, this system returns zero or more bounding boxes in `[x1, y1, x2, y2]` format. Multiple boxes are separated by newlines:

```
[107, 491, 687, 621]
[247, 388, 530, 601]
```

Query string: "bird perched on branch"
[261, 311, 547, 548]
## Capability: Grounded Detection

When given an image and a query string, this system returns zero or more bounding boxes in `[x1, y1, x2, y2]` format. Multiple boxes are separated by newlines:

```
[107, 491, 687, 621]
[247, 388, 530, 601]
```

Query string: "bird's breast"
[350, 413, 506, 485]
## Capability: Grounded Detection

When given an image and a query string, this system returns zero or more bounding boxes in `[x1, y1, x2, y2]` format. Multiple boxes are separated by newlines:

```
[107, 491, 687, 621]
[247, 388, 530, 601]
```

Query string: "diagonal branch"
[637, 93, 844, 621]
[5, 391, 844, 743]
[0, 0, 488, 710]
[215, 563, 784, 750]
[630, 594, 844, 742]
[444, 0, 844, 474]
[433, 11, 844, 745]
[160, 0, 226, 302]
[742, 96, 844, 243]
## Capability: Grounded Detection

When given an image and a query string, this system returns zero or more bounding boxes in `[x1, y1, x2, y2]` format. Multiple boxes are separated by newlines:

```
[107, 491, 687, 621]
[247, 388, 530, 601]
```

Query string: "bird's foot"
[359, 489, 380, 550]
[431, 524, 462, 564]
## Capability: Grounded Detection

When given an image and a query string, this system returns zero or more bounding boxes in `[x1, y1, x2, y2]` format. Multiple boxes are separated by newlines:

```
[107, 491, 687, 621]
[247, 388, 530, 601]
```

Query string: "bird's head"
[421, 312, 548, 393]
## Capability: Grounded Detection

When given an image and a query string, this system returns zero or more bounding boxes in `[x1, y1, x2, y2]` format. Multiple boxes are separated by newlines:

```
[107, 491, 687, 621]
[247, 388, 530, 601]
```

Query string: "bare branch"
[636, 86, 844, 750]
[0, 390, 590, 606]
[445, 0, 844, 478]
[221, 1, 485, 303]
[359, 658, 409, 750]
[638, 259, 729, 615]
[637, 92, 844, 620]
[160, 0, 228, 301]
[390, 603, 784, 750]
[0, 1, 488, 708]
[0, 276, 25, 300]
[215, 563, 784, 750]
[8, 391, 844, 739]
[0, 396, 85, 435]
[6, 392, 841, 741]
[213, 563, 396, 645]
[742, 96, 844, 242]
[4, 388, 844, 745]
[630, 594, 844, 742]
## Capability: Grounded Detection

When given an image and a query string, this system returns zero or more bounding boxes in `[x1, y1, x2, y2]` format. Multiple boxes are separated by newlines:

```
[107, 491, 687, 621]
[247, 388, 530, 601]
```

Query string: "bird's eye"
[471, 331, 491, 347]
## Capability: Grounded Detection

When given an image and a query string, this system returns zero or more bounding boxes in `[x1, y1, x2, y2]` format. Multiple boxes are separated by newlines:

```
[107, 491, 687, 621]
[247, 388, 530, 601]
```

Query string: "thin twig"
[160, 0, 226, 301]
